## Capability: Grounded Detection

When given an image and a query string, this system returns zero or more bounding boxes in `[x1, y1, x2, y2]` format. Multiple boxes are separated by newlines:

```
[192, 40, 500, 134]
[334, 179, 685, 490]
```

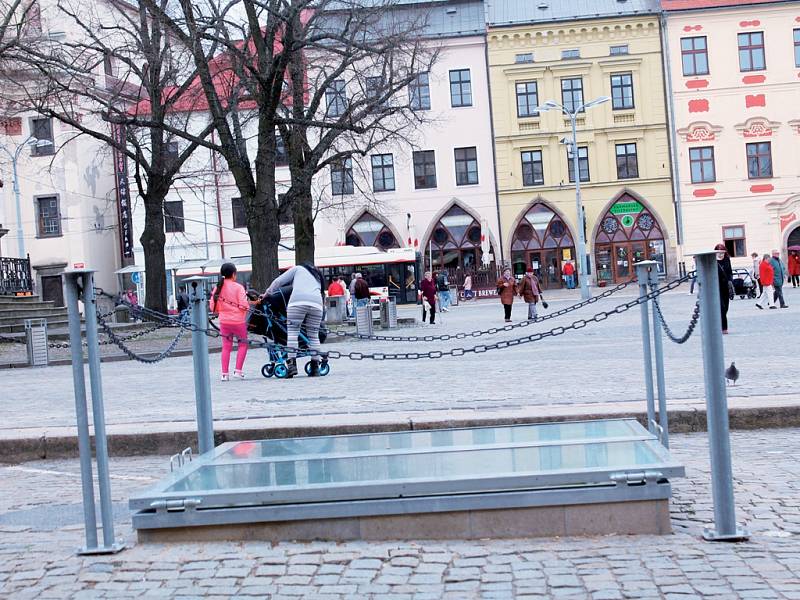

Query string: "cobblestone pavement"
[2, 285, 800, 436]
[0, 428, 798, 599]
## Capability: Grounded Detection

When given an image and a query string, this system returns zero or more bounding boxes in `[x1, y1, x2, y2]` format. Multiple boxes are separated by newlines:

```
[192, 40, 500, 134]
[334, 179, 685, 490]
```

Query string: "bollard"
[187, 276, 214, 455]
[640, 260, 669, 448]
[634, 262, 657, 436]
[62, 270, 123, 555]
[693, 251, 749, 542]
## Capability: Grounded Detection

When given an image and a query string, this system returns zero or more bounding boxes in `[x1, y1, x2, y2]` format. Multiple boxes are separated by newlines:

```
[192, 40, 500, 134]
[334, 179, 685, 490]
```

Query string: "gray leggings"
[287, 304, 323, 362]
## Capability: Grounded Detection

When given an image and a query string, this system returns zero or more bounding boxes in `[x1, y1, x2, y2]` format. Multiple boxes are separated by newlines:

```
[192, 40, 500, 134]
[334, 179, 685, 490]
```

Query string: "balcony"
[0, 255, 34, 296]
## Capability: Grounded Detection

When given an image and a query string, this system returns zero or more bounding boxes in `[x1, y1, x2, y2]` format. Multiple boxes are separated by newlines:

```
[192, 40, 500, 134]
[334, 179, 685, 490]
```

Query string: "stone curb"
[2, 403, 799, 463]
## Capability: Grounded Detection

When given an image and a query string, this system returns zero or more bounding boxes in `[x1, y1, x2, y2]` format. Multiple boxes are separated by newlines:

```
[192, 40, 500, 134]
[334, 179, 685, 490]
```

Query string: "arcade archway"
[345, 212, 400, 250]
[510, 202, 575, 290]
[426, 205, 494, 272]
[594, 194, 666, 284]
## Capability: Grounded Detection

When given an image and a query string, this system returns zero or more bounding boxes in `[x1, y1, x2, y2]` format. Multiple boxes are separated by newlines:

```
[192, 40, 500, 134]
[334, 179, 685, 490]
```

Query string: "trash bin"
[379, 298, 398, 329]
[25, 318, 49, 367]
[325, 296, 346, 324]
[355, 304, 373, 337]
[448, 284, 459, 307]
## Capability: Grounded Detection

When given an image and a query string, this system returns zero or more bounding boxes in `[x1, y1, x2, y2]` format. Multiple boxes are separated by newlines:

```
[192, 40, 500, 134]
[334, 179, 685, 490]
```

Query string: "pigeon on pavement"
[725, 362, 739, 386]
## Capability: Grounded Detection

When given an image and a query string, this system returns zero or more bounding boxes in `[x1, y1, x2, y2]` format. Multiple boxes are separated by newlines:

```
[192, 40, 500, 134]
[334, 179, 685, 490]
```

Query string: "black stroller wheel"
[304, 361, 313, 376]
[261, 364, 274, 378]
[319, 361, 331, 377]
[274, 364, 289, 379]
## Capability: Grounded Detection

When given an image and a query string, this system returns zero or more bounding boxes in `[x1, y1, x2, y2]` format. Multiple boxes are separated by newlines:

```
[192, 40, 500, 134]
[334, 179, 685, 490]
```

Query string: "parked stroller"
[248, 286, 330, 379]
[731, 268, 758, 300]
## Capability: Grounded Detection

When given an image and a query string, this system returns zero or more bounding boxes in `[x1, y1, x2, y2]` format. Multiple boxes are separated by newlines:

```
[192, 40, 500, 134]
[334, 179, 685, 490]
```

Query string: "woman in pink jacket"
[209, 263, 253, 380]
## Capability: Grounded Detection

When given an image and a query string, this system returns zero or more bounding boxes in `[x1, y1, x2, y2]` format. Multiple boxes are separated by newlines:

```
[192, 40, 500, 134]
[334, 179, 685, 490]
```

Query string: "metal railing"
[0, 255, 33, 295]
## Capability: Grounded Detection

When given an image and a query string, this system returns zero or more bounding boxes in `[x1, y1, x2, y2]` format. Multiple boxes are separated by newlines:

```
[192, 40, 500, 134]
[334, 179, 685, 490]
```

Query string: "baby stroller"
[731, 268, 757, 300]
[248, 286, 330, 379]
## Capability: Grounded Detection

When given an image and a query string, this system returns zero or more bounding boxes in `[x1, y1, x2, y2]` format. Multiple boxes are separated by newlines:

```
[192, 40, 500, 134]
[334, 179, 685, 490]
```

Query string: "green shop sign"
[610, 200, 643, 216]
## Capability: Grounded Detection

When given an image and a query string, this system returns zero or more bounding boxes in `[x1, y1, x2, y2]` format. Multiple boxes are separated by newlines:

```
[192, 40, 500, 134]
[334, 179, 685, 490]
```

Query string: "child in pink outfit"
[209, 263, 251, 380]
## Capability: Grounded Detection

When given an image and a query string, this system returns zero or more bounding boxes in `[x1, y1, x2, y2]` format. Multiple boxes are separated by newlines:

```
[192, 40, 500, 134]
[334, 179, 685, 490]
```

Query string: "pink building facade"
[663, 0, 800, 267]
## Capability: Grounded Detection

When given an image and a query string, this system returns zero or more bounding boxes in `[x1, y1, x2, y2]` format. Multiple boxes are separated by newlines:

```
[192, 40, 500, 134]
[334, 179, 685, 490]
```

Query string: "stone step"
[0, 307, 69, 321]
[0, 319, 71, 334]
[0, 296, 51, 305]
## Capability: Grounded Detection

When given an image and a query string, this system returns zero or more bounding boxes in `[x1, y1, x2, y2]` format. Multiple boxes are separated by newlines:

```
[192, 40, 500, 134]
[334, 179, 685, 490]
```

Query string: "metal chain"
[96, 312, 186, 363]
[652, 292, 700, 344]
[0, 333, 26, 345]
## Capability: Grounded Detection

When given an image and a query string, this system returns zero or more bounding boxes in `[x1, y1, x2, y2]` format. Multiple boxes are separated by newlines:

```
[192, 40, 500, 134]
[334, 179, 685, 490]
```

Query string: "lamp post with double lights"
[532, 96, 610, 300]
[0, 136, 54, 257]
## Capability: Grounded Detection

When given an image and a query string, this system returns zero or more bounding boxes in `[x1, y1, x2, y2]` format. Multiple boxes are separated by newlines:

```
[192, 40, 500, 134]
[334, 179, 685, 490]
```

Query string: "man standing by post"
[562, 260, 576, 289]
[353, 273, 371, 308]
[770, 250, 789, 309]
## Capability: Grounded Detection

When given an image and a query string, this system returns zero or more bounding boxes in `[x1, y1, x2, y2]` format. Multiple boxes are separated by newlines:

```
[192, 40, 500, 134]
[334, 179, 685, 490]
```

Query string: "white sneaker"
[220, 373, 230, 382]
[233, 370, 245, 379]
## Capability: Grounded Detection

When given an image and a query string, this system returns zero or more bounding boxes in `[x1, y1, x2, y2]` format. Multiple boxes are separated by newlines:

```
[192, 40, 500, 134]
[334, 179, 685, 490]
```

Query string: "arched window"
[427, 205, 491, 272]
[510, 202, 575, 289]
[594, 194, 666, 283]
[345, 213, 399, 250]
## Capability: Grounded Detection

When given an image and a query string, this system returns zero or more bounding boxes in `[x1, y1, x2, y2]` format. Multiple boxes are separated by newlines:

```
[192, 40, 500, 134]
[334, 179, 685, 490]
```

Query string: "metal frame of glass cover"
[130, 418, 684, 531]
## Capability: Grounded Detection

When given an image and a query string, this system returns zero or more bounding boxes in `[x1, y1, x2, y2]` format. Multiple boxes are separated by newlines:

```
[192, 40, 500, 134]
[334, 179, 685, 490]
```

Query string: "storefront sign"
[610, 200, 643, 216]
[112, 124, 134, 259]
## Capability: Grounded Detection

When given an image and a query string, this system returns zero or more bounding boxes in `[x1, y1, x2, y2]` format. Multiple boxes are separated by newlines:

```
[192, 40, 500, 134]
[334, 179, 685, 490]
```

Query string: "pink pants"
[219, 322, 249, 374]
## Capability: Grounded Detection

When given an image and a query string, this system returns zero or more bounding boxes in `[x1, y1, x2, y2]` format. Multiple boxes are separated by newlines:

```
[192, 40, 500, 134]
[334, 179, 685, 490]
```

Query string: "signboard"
[112, 124, 134, 259]
[610, 200, 643, 216]
[131, 272, 141, 284]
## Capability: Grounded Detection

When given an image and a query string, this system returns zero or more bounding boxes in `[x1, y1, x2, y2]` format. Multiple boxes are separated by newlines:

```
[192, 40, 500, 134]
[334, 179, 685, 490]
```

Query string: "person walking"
[327, 276, 345, 297]
[436, 271, 450, 312]
[770, 250, 789, 309]
[176, 285, 190, 313]
[419, 271, 437, 325]
[714, 244, 733, 333]
[463, 273, 474, 300]
[751, 252, 763, 295]
[518, 267, 541, 320]
[352, 273, 371, 308]
[265, 264, 325, 377]
[756, 253, 775, 310]
[496, 268, 517, 322]
[562, 260, 576, 289]
[789, 250, 800, 288]
[210, 263, 253, 380]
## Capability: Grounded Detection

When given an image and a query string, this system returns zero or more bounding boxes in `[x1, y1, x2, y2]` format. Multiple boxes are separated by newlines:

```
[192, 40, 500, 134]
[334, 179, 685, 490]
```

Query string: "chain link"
[652, 287, 700, 345]
[0, 333, 26, 345]
[96, 312, 186, 363]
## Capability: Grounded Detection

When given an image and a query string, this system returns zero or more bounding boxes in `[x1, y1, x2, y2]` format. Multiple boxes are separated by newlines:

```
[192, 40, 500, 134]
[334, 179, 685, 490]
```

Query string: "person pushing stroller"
[263, 264, 326, 377]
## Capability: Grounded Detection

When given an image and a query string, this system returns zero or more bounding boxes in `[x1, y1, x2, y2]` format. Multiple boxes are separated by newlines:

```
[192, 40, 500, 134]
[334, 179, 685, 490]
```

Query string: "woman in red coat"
[756, 254, 775, 310]
[788, 251, 800, 288]
[496, 268, 518, 322]
[419, 271, 437, 325]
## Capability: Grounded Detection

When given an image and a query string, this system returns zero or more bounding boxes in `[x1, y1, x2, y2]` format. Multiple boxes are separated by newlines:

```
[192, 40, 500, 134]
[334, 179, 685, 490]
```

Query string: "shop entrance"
[510, 202, 575, 290]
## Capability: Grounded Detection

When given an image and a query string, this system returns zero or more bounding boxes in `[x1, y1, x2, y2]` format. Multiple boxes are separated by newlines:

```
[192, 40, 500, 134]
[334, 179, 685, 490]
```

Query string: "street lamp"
[0, 136, 53, 258]
[533, 96, 610, 300]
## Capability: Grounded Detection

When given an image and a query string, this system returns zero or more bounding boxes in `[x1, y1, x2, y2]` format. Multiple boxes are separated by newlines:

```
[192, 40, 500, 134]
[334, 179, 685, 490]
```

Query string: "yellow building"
[487, 1, 677, 287]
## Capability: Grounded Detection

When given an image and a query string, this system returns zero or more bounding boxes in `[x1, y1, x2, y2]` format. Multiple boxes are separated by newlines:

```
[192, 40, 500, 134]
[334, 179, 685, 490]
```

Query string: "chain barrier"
[96, 312, 186, 364]
[0, 333, 26, 345]
[652, 293, 701, 344]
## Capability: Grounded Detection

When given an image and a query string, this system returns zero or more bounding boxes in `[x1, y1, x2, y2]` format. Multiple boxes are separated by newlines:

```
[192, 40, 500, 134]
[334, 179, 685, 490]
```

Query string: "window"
[36, 195, 61, 237]
[412, 150, 436, 189]
[610, 73, 634, 110]
[164, 200, 184, 233]
[409, 72, 430, 110]
[331, 158, 354, 195]
[325, 79, 347, 118]
[521, 150, 544, 186]
[231, 197, 246, 229]
[561, 49, 580, 60]
[615, 143, 639, 179]
[516, 81, 539, 118]
[30, 117, 54, 155]
[561, 78, 584, 113]
[371, 154, 395, 192]
[746, 142, 772, 179]
[680, 36, 709, 76]
[610, 44, 629, 56]
[454, 147, 478, 186]
[449, 69, 472, 107]
[723, 226, 746, 258]
[738, 32, 765, 72]
[566, 146, 589, 183]
[366, 76, 384, 110]
[515, 53, 533, 64]
[275, 132, 288, 166]
[689, 147, 716, 183]
[794, 29, 800, 67]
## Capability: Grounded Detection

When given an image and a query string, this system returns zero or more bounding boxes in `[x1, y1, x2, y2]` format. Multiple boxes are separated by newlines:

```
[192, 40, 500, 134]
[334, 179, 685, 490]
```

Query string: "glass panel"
[169, 439, 662, 493]
[220, 420, 643, 460]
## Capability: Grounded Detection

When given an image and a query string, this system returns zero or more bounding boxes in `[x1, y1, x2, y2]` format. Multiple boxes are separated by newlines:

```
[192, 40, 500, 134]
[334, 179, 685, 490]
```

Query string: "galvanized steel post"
[642, 260, 669, 448]
[188, 277, 214, 454]
[693, 251, 749, 542]
[62, 270, 123, 554]
[635, 262, 657, 436]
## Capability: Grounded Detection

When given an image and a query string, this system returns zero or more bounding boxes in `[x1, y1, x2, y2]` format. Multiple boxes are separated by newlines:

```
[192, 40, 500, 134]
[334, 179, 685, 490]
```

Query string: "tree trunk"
[293, 186, 315, 265]
[247, 207, 281, 291]
[139, 193, 168, 314]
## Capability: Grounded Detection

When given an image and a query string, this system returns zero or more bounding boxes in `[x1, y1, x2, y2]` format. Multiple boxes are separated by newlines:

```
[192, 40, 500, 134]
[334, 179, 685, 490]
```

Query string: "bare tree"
[4, 0, 216, 312]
